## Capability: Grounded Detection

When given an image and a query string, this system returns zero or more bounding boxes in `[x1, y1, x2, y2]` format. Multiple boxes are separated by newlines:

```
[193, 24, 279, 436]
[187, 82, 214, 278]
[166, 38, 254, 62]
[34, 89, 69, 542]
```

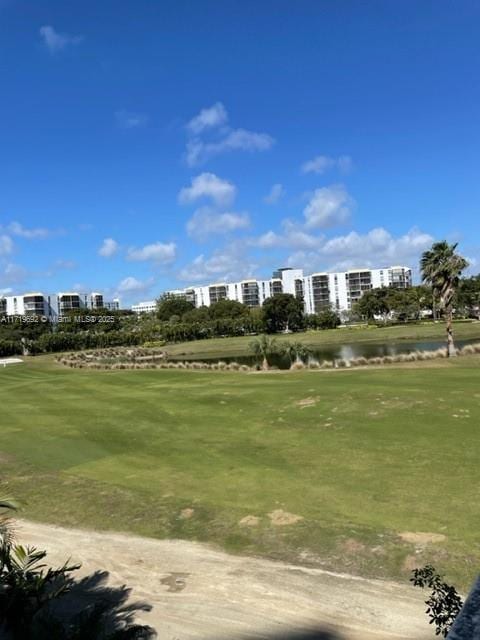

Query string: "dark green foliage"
[262, 293, 305, 333]
[411, 565, 463, 637]
[352, 285, 435, 322]
[0, 340, 21, 357]
[156, 295, 194, 321]
[456, 275, 480, 318]
[207, 299, 249, 319]
[355, 288, 391, 321]
[181, 306, 211, 323]
[316, 309, 341, 329]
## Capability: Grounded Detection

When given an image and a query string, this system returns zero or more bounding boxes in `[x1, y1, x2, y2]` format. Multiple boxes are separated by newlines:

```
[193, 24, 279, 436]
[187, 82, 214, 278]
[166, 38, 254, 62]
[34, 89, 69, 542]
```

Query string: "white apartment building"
[0, 292, 120, 321]
[132, 300, 158, 314]
[161, 265, 412, 314]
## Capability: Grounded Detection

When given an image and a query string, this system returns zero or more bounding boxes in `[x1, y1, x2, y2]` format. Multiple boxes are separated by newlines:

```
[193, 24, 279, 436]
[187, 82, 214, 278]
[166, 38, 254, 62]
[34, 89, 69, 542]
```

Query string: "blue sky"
[1, 0, 479, 305]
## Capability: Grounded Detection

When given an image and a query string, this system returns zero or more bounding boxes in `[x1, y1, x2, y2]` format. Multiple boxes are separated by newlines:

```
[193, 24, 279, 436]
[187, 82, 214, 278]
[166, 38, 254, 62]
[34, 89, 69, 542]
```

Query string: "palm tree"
[420, 241, 468, 356]
[248, 334, 279, 370]
[283, 340, 311, 366]
[0, 498, 17, 547]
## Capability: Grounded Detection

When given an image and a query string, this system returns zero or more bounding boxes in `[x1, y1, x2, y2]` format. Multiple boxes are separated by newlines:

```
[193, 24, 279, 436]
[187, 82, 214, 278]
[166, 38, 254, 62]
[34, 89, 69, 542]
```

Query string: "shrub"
[411, 565, 463, 637]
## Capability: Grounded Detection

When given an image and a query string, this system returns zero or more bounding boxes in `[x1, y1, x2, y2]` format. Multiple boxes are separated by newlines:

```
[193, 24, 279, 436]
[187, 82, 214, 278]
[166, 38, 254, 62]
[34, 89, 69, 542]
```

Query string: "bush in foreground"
[411, 565, 463, 637]
[0, 500, 156, 640]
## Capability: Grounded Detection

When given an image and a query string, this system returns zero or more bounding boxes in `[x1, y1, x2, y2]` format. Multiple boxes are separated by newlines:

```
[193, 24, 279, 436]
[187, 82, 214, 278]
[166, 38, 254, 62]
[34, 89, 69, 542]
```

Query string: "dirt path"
[17, 520, 433, 640]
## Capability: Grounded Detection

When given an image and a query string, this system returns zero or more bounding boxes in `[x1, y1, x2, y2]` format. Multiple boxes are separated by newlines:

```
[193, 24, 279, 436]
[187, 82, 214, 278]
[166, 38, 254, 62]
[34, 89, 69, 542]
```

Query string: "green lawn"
[1, 355, 479, 589]
[164, 320, 480, 359]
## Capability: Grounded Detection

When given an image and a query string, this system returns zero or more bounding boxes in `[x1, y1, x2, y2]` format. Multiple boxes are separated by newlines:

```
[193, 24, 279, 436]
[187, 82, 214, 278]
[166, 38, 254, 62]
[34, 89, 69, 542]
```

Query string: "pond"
[172, 337, 479, 370]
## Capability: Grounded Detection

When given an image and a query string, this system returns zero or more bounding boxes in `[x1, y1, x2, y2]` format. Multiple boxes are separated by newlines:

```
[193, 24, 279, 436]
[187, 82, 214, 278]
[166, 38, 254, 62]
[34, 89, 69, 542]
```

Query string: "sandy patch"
[239, 515, 260, 527]
[179, 508, 195, 519]
[160, 572, 189, 592]
[342, 538, 366, 554]
[402, 554, 422, 572]
[15, 519, 432, 640]
[295, 397, 318, 408]
[268, 509, 304, 526]
[399, 532, 446, 546]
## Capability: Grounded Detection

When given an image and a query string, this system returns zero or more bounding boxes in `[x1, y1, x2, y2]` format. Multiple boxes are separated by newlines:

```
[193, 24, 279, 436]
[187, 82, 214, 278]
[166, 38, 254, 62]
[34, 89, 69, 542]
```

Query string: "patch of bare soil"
[160, 572, 189, 592]
[268, 509, 304, 526]
[239, 515, 260, 527]
[402, 555, 422, 572]
[296, 397, 319, 408]
[16, 520, 434, 640]
[179, 508, 195, 519]
[399, 532, 447, 546]
[341, 538, 367, 554]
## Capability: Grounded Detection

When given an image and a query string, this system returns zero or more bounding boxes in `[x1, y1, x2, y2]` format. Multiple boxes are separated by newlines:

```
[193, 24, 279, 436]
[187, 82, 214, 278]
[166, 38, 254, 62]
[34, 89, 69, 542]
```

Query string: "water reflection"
[173, 338, 478, 370]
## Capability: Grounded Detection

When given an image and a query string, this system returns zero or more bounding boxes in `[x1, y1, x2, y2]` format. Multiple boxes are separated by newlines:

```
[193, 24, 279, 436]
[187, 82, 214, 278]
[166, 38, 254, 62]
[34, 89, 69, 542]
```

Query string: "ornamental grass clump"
[290, 361, 305, 370]
[460, 344, 475, 355]
[351, 356, 368, 367]
[320, 359, 333, 369]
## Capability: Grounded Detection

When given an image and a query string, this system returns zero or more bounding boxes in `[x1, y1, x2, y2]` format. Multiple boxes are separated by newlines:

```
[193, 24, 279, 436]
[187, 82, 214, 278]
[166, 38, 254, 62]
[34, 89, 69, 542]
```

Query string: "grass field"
[1, 354, 479, 590]
[164, 320, 480, 359]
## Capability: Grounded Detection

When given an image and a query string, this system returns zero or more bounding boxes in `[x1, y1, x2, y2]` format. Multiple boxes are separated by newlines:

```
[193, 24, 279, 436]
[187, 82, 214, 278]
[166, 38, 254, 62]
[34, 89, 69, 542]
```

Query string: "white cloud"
[301, 156, 334, 175]
[8, 221, 50, 239]
[263, 183, 285, 205]
[178, 173, 236, 207]
[178, 244, 257, 284]
[285, 227, 434, 274]
[253, 221, 322, 251]
[301, 155, 353, 175]
[98, 238, 119, 258]
[255, 231, 283, 249]
[187, 102, 228, 135]
[218, 128, 274, 153]
[127, 241, 176, 264]
[115, 110, 148, 129]
[186, 129, 274, 167]
[303, 185, 354, 229]
[116, 276, 154, 294]
[0, 235, 13, 256]
[187, 207, 250, 240]
[322, 227, 432, 261]
[0, 263, 27, 287]
[39, 25, 83, 53]
[184, 102, 275, 166]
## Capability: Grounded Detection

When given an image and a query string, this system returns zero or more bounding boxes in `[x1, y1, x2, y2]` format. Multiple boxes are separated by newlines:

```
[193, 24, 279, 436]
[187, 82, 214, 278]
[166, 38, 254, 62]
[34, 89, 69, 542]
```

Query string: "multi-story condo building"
[0, 292, 120, 321]
[158, 265, 412, 315]
[132, 300, 158, 314]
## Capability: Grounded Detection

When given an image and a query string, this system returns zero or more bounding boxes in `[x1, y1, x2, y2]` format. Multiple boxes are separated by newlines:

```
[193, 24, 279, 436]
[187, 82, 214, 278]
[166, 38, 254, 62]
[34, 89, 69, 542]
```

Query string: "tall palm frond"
[420, 241, 468, 355]
[0, 497, 17, 546]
